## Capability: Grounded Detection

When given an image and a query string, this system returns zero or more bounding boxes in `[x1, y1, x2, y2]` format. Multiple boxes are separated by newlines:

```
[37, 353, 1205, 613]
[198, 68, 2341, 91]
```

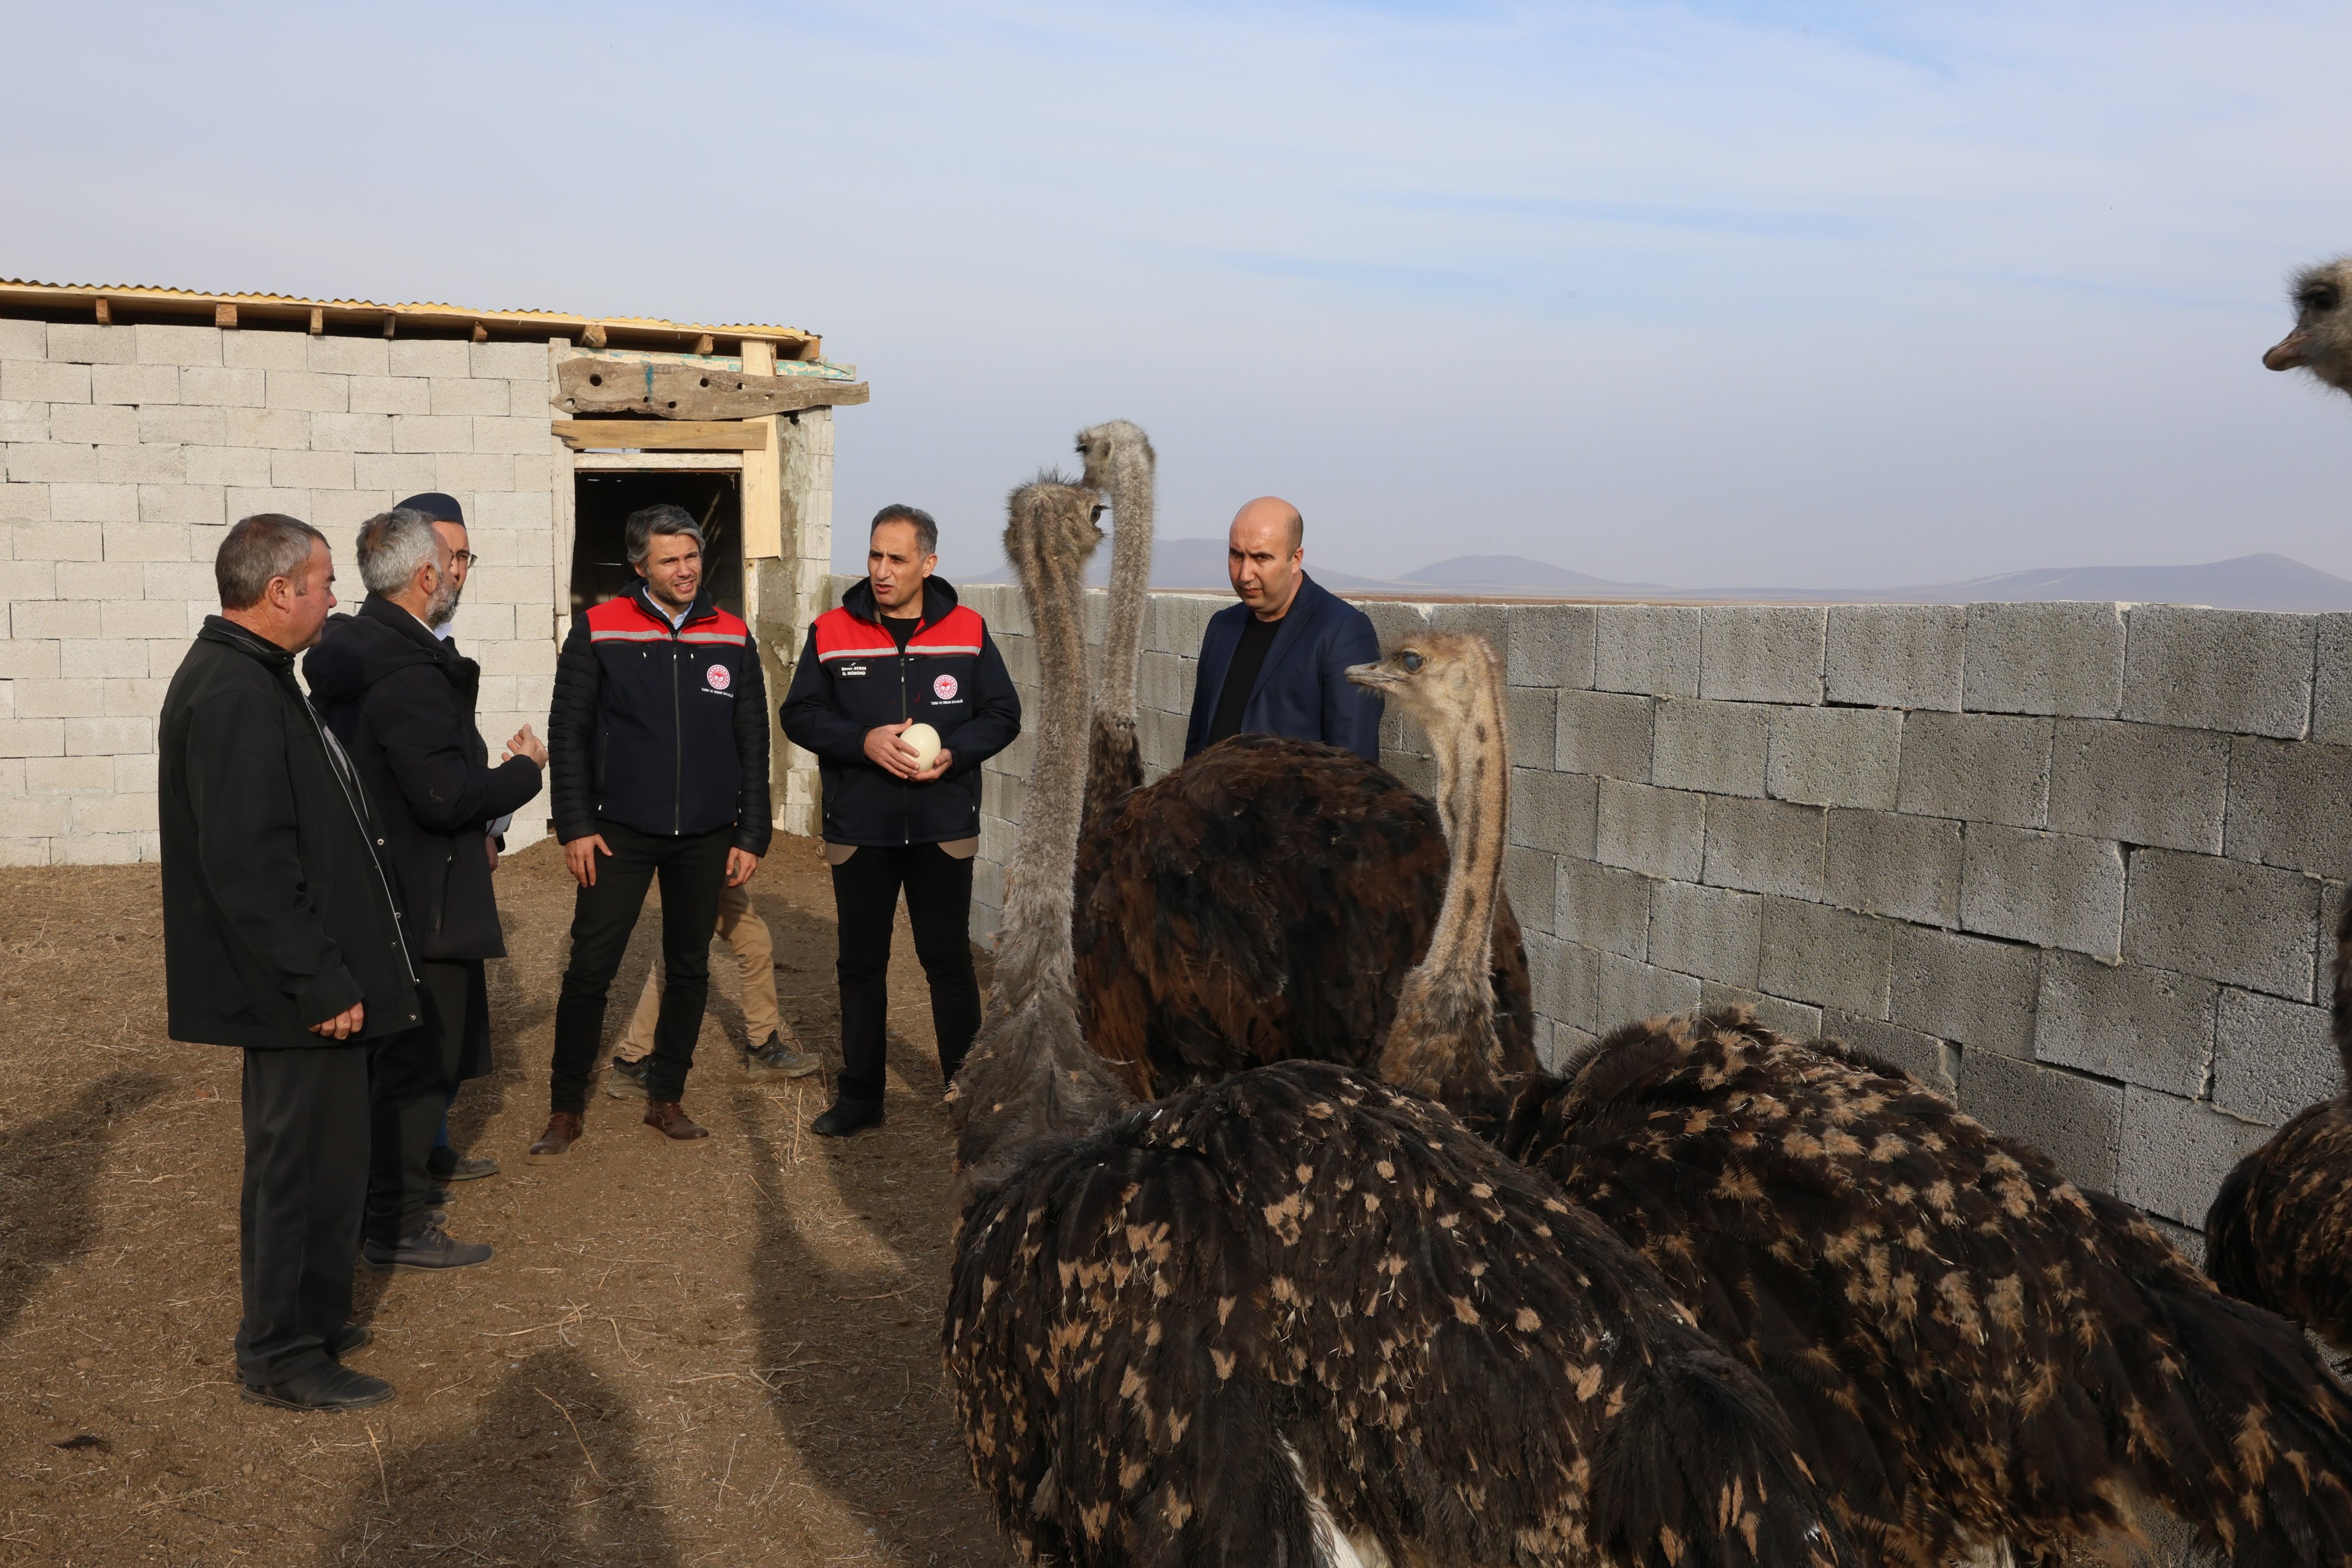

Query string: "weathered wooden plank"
[555, 357, 871, 420]
[554, 419, 768, 451]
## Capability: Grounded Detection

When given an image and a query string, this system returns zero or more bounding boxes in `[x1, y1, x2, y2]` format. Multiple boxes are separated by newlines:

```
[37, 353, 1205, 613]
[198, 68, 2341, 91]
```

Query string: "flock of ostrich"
[922, 261, 2352, 1568]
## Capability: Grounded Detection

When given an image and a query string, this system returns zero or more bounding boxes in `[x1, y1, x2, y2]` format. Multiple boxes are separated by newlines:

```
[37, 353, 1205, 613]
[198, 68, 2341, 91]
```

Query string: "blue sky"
[5, 2, 2350, 585]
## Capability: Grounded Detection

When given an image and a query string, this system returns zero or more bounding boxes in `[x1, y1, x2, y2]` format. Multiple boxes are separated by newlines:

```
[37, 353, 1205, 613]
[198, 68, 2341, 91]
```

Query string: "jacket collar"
[358, 593, 452, 659]
[199, 614, 299, 675]
[625, 577, 715, 631]
[842, 574, 960, 633]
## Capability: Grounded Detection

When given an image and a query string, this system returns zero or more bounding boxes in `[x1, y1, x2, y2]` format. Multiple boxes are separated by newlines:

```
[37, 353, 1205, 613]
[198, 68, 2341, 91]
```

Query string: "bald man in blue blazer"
[1183, 497, 1384, 764]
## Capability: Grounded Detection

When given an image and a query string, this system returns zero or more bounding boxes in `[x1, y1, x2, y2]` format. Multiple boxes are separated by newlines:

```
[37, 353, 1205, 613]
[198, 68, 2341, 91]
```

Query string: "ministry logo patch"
[705, 662, 732, 692]
[933, 673, 959, 701]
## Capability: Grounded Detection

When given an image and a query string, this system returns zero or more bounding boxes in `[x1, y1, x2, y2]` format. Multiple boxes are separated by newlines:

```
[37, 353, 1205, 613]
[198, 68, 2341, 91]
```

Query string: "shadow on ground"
[0, 1071, 169, 1339]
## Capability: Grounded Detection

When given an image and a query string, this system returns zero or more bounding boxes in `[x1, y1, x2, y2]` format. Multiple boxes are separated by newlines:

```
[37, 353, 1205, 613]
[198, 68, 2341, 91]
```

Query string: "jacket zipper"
[671, 624, 684, 835]
[899, 633, 911, 846]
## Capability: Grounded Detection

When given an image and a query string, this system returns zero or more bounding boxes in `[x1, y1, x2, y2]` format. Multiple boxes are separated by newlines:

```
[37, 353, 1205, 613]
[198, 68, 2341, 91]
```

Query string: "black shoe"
[241, 1361, 395, 1412]
[328, 1324, 372, 1358]
[427, 1186, 451, 1208]
[811, 1099, 883, 1138]
[363, 1221, 493, 1272]
[746, 1033, 821, 1078]
[604, 1055, 651, 1099]
[427, 1151, 499, 1182]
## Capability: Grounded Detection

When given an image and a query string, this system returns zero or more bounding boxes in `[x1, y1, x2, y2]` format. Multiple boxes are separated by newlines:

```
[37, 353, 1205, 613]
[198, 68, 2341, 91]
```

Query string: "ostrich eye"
[1090, 506, 1106, 522]
[1401, 651, 1424, 673]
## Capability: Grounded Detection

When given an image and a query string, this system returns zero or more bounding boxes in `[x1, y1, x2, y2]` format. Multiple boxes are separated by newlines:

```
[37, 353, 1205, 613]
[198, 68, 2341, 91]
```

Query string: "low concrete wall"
[822, 576, 2352, 1248]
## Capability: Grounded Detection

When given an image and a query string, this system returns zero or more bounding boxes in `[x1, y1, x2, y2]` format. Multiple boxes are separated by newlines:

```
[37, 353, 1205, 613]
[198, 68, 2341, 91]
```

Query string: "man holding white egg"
[781, 505, 1023, 1137]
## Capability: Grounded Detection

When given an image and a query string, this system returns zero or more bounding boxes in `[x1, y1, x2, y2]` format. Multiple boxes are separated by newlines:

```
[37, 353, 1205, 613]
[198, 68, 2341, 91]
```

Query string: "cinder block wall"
[897, 577, 2351, 1247]
[1, 318, 562, 862]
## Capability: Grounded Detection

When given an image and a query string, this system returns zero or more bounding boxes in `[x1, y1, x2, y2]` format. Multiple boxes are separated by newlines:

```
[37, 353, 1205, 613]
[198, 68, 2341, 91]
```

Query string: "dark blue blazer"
[1183, 574, 1384, 764]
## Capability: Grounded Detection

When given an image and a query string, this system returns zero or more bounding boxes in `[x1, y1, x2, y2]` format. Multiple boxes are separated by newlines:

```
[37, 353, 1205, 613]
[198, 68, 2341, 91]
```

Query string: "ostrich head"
[2264, 259, 2352, 398]
[1074, 420, 1155, 497]
[1347, 632, 1504, 740]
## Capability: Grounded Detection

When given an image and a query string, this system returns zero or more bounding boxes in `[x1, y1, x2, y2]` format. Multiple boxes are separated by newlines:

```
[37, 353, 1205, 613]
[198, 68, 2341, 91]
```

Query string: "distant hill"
[1878, 553, 2352, 612]
[1402, 555, 1669, 593]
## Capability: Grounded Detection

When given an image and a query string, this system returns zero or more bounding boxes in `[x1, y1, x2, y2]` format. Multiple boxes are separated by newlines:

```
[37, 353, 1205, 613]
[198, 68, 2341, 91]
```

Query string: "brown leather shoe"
[527, 1112, 583, 1161]
[643, 1101, 709, 1140]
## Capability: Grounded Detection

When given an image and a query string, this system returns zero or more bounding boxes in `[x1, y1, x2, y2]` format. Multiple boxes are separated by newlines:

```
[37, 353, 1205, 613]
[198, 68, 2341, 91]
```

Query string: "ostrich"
[1490, 1011, 2352, 1568]
[1071, 645, 1535, 1114]
[2263, 257, 2352, 395]
[1074, 419, 1154, 827]
[945, 477, 1851, 1568]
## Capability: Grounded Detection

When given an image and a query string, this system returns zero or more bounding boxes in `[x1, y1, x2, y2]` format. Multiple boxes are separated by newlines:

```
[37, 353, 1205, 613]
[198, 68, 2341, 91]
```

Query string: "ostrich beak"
[2265, 329, 2311, 371]
[1345, 660, 1399, 690]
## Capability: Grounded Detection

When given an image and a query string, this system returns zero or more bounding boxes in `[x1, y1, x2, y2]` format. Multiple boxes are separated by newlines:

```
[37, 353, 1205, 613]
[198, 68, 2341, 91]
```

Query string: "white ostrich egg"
[902, 723, 942, 770]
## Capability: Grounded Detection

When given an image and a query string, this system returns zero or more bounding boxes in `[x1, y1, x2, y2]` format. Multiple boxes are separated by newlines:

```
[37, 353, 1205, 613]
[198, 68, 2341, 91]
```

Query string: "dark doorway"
[571, 470, 744, 618]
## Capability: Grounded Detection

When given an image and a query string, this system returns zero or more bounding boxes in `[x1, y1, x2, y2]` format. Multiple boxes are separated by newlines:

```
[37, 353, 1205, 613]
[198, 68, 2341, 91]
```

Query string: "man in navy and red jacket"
[533, 504, 770, 1157]
[781, 504, 1020, 1137]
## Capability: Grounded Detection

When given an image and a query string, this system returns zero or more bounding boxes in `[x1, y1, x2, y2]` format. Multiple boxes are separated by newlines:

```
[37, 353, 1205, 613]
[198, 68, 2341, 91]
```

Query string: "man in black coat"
[305, 508, 545, 1271]
[160, 514, 419, 1412]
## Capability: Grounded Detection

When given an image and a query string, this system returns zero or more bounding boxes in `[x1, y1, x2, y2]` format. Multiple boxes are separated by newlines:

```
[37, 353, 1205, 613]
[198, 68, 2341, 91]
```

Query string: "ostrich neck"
[1402, 679, 1507, 1024]
[995, 547, 1094, 1006]
[1096, 470, 1153, 723]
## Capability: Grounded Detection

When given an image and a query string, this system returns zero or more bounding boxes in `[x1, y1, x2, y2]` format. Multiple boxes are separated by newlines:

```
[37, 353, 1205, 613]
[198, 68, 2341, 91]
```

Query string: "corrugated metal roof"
[0, 278, 826, 358]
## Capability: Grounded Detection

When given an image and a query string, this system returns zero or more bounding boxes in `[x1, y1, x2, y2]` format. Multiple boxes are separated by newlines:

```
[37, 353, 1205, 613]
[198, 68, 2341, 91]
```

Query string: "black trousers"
[550, 819, 732, 1113]
[237, 1044, 369, 1385]
[830, 842, 981, 1106]
[367, 960, 483, 1244]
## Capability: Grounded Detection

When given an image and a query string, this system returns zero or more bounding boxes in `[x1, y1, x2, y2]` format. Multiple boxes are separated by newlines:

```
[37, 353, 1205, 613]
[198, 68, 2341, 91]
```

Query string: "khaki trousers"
[615, 881, 783, 1060]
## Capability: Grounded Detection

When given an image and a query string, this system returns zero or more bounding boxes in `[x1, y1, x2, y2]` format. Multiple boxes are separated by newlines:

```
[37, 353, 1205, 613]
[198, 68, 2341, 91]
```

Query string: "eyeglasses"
[448, 551, 481, 567]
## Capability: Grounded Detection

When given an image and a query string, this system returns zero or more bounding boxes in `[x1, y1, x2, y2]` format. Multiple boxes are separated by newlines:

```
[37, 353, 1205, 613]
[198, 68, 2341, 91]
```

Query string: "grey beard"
[427, 578, 464, 629]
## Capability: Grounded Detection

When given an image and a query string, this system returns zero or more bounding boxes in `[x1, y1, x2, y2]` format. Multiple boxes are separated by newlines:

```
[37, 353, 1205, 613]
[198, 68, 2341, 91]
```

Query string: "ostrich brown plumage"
[2264, 258, 2352, 396]
[1495, 1012, 2352, 1568]
[946, 479, 1851, 1568]
[2207, 892, 2352, 1357]
[1071, 635, 1535, 1117]
[1076, 419, 1153, 828]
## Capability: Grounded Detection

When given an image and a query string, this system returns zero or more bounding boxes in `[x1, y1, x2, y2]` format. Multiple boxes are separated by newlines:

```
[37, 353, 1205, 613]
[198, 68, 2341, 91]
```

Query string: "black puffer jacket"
[304, 595, 544, 962]
[547, 580, 772, 854]
[160, 617, 420, 1048]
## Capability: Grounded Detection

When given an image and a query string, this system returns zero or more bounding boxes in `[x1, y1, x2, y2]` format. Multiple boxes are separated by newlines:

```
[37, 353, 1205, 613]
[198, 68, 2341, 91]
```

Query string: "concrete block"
[1652, 699, 1767, 797]
[1825, 808, 1962, 926]
[388, 340, 472, 379]
[96, 443, 186, 486]
[91, 362, 181, 406]
[49, 483, 139, 524]
[2314, 614, 2352, 745]
[53, 560, 142, 599]
[104, 678, 167, 718]
[0, 639, 59, 679]
[2035, 951, 2216, 1097]
[1510, 768, 1598, 858]
[1505, 846, 1560, 936]
[430, 376, 509, 417]
[2212, 987, 2341, 1124]
[141, 561, 214, 599]
[179, 366, 267, 408]
[1700, 795, 1825, 900]
[2123, 605, 2315, 740]
[14, 522, 105, 562]
[1757, 895, 1894, 1017]
[1556, 689, 1654, 780]
[2116, 1087, 2270, 1225]
[11, 677, 106, 718]
[1507, 687, 1557, 768]
[0, 401, 46, 444]
[225, 488, 312, 526]
[134, 324, 220, 366]
[223, 408, 311, 450]
[1897, 710, 2051, 827]
[72, 791, 157, 834]
[24, 754, 113, 792]
[391, 415, 472, 454]
[1697, 982, 1822, 1039]
[0, 483, 48, 521]
[140, 404, 226, 447]
[1427, 601, 1509, 648]
[0, 319, 48, 358]
[6, 443, 100, 485]
[263, 370, 349, 414]
[471, 415, 552, 455]
[1557, 857, 1651, 961]
[1530, 934, 1599, 1031]
[1507, 604, 1596, 690]
[1767, 706, 1901, 809]
[1596, 951, 1701, 1026]
[0, 718, 64, 757]
[351, 454, 442, 494]
[45, 323, 138, 365]
[2045, 719, 2227, 853]
[1823, 1011, 1957, 1094]
[53, 833, 142, 865]
[349, 375, 432, 416]
[3, 360, 92, 403]
[184, 448, 274, 495]
[2223, 737, 2352, 879]
[1963, 601, 2126, 718]
[1596, 780, 1705, 881]
[310, 337, 390, 377]
[1959, 1051, 2123, 1192]
[222, 328, 311, 370]
[1960, 825, 2124, 959]
[48, 404, 138, 446]
[64, 715, 152, 754]
[1699, 605, 1824, 703]
[2123, 847, 2319, 998]
[0, 839, 47, 866]
[0, 797, 71, 837]
[135, 487, 223, 527]
[1594, 604, 1700, 697]
[470, 341, 548, 380]
[272, 450, 353, 490]
[1647, 878, 1761, 986]
[99, 597, 192, 638]
[307, 412, 393, 454]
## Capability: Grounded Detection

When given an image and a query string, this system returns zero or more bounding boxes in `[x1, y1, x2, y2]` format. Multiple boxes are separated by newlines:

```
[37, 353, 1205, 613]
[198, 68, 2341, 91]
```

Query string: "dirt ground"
[0, 836, 1014, 1566]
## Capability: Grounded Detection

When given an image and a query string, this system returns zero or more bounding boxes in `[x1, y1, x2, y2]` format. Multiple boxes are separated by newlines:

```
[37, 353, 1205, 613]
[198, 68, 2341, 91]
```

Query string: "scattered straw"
[536, 1387, 608, 1488]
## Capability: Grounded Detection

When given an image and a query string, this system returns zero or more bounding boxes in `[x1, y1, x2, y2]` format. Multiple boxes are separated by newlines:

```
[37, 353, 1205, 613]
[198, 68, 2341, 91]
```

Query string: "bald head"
[1227, 496, 1306, 621]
